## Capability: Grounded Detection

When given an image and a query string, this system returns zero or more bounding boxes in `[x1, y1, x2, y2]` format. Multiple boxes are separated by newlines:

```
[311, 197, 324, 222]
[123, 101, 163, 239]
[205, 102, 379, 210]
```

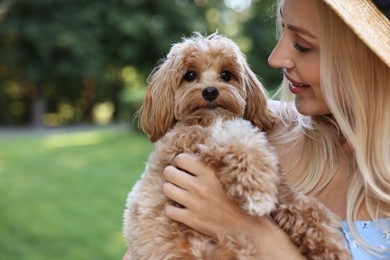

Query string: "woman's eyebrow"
[286, 24, 318, 39]
[280, 8, 317, 39]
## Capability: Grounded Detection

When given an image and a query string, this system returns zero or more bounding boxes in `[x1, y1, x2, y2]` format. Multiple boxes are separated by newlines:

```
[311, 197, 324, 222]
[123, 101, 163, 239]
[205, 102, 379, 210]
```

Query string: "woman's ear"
[138, 52, 181, 143]
[242, 61, 277, 130]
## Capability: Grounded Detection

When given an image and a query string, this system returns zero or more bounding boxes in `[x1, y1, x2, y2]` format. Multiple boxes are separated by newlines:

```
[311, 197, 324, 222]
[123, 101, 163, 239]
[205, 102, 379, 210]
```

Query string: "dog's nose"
[202, 87, 219, 101]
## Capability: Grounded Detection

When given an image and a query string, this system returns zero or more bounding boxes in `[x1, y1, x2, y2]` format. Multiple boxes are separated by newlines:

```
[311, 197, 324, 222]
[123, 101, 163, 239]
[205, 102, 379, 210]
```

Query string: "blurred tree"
[0, 0, 279, 127]
[241, 0, 280, 91]
[98, 0, 220, 122]
[0, 0, 108, 125]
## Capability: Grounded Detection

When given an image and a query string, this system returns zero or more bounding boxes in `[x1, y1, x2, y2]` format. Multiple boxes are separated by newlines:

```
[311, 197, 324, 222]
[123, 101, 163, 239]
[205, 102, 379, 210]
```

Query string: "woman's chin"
[294, 99, 331, 116]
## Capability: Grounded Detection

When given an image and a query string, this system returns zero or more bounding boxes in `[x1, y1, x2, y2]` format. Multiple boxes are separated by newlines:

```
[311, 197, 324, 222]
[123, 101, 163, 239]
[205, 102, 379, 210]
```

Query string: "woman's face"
[268, 0, 331, 115]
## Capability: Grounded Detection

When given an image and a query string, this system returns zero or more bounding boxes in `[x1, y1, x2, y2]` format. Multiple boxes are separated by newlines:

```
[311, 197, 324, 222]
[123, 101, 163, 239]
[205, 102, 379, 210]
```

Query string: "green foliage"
[0, 126, 153, 259]
[242, 0, 281, 91]
[0, 0, 280, 126]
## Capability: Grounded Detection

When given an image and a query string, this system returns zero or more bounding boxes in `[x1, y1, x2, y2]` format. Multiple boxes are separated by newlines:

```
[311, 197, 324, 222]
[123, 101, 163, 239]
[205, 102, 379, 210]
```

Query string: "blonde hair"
[272, 0, 390, 255]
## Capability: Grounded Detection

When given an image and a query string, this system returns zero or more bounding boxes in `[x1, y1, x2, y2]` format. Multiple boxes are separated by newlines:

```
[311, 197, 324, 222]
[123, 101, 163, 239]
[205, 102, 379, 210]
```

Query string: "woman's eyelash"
[293, 42, 311, 53]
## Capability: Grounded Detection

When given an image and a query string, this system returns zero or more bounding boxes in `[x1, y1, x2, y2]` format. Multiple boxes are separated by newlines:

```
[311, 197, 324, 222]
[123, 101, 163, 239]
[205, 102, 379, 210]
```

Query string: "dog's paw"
[240, 192, 278, 216]
[198, 118, 280, 217]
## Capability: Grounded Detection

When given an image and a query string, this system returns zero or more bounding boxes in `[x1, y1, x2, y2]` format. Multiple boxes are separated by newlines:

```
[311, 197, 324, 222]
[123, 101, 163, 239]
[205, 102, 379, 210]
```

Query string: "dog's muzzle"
[202, 87, 219, 102]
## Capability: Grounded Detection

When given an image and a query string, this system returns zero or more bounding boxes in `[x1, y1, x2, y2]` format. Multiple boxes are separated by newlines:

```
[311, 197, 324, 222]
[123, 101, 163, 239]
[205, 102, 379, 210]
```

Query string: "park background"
[0, 0, 281, 259]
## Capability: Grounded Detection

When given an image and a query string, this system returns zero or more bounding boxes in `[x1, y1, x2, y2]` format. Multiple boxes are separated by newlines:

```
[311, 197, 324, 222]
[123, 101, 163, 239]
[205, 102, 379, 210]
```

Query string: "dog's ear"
[138, 50, 182, 143]
[242, 61, 277, 131]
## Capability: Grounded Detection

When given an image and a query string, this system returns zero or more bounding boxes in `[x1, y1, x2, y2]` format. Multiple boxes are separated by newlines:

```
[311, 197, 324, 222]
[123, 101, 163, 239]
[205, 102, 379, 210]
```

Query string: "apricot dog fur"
[123, 33, 351, 260]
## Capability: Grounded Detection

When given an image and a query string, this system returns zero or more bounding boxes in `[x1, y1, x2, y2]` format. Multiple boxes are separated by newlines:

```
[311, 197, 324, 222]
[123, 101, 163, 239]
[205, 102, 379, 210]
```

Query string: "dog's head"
[138, 33, 276, 142]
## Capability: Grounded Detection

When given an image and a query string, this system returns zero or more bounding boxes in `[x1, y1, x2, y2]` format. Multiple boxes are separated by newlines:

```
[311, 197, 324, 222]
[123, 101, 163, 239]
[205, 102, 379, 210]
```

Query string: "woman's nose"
[268, 37, 294, 69]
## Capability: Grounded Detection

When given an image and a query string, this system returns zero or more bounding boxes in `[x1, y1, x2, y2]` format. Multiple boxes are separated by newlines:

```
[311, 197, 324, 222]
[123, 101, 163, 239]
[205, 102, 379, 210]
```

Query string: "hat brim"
[322, 0, 390, 68]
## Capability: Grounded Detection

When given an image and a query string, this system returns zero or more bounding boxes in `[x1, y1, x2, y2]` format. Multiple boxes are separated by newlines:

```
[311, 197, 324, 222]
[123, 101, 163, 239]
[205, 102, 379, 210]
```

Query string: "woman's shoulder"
[267, 99, 300, 132]
[266, 100, 304, 152]
[267, 99, 283, 113]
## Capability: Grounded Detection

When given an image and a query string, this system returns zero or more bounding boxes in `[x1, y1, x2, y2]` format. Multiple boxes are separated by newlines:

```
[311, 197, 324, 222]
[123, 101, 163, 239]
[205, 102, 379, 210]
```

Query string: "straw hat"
[321, 0, 390, 68]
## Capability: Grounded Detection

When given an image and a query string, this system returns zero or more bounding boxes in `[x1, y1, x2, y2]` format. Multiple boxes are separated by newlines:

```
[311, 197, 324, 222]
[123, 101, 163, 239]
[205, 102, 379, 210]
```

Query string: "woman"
[125, 0, 390, 258]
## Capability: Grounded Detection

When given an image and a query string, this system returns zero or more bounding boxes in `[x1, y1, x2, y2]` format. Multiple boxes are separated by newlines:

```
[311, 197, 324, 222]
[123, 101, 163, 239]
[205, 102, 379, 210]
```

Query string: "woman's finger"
[164, 203, 209, 235]
[163, 165, 197, 191]
[164, 203, 188, 222]
[163, 181, 192, 207]
[173, 153, 213, 177]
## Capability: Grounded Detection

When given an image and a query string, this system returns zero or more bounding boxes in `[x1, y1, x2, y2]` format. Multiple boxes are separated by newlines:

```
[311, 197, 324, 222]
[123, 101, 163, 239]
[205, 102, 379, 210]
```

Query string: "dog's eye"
[220, 71, 232, 81]
[183, 71, 197, 82]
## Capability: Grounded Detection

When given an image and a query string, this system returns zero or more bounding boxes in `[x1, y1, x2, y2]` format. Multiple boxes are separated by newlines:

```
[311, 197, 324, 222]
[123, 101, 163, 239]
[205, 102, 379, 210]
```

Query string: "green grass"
[0, 125, 153, 260]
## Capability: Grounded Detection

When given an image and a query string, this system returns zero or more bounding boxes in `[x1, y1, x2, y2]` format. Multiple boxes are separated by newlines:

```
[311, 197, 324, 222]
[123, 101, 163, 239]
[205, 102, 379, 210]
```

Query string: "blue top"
[341, 218, 390, 259]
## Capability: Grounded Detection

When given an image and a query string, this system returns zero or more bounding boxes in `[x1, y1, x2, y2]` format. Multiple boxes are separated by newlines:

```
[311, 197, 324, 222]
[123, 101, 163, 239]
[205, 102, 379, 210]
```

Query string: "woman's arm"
[162, 153, 306, 259]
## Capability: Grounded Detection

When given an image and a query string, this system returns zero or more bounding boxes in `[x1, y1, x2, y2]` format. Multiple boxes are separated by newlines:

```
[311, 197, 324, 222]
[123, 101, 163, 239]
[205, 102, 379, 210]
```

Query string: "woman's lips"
[284, 73, 309, 94]
[288, 82, 309, 94]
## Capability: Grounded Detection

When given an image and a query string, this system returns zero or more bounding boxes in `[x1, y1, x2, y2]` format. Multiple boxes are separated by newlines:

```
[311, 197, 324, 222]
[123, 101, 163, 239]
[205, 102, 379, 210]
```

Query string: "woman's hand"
[162, 153, 307, 260]
[162, 153, 245, 239]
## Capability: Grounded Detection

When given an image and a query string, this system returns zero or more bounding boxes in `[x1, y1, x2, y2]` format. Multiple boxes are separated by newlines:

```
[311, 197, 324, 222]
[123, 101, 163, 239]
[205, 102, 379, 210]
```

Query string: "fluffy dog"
[123, 33, 351, 260]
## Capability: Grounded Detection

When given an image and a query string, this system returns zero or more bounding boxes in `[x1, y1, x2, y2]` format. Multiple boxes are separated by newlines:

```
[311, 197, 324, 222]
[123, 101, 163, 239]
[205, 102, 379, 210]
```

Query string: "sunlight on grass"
[42, 131, 106, 148]
[0, 126, 153, 260]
